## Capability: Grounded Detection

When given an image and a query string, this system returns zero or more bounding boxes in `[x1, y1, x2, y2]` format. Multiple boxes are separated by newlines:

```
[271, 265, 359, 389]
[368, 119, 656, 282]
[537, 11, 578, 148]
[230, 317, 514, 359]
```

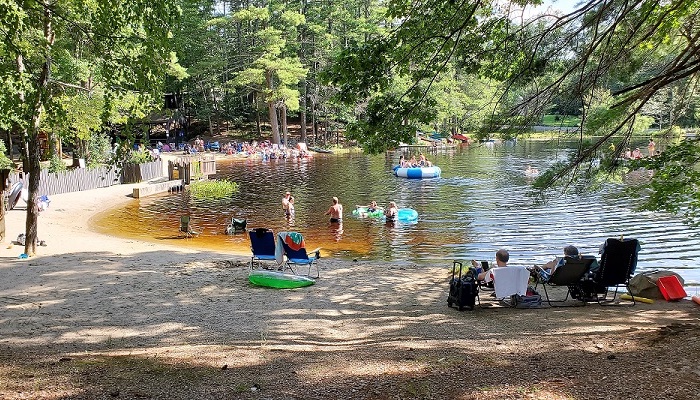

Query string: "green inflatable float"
[248, 270, 316, 289]
[352, 206, 385, 218]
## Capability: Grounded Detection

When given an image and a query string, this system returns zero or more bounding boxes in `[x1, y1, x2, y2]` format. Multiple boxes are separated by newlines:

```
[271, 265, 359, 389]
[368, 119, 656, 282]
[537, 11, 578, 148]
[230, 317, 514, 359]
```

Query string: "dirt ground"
[1, 185, 699, 400]
[2, 258, 699, 400]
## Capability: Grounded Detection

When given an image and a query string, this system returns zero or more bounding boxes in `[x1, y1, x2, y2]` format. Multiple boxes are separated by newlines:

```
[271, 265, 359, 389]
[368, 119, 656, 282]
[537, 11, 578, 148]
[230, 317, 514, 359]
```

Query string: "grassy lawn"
[541, 114, 581, 127]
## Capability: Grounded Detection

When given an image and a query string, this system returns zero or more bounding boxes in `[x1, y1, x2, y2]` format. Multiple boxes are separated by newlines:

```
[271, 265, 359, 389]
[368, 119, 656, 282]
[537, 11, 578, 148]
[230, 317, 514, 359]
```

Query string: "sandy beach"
[1, 184, 699, 399]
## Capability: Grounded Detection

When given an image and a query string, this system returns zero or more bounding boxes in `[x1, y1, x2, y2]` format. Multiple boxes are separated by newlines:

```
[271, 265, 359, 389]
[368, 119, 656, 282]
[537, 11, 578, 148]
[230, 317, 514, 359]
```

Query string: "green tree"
[0, 0, 180, 255]
[0, 139, 12, 169]
[325, 0, 700, 219]
[229, 5, 308, 145]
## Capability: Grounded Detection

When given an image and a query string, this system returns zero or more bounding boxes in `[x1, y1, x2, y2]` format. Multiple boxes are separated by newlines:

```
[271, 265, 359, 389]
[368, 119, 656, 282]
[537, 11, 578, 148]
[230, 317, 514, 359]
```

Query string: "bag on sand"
[508, 287, 542, 308]
[510, 294, 542, 308]
[629, 270, 685, 299]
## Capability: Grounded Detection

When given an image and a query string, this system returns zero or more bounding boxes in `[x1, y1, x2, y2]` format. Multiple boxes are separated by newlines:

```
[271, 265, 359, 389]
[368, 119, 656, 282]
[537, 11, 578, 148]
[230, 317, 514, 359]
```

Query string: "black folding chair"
[536, 257, 596, 307]
[587, 238, 640, 306]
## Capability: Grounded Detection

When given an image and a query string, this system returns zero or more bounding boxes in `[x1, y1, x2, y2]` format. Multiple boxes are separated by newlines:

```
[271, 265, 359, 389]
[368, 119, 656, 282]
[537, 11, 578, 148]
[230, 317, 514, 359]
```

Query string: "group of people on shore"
[399, 153, 433, 168]
[470, 244, 606, 300]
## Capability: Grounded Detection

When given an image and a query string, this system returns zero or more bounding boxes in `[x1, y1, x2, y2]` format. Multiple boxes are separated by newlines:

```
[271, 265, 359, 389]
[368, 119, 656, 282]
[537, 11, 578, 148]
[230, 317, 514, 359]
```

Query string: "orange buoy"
[692, 295, 700, 306]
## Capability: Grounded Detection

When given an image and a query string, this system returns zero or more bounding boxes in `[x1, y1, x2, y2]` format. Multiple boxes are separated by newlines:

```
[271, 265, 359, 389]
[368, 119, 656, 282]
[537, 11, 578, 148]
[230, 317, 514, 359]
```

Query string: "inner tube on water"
[248, 270, 315, 289]
[393, 165, 441, 179]
[352, 206, 385, 218]
[386, 208, 418, 223]
[8, 182, 23, 210]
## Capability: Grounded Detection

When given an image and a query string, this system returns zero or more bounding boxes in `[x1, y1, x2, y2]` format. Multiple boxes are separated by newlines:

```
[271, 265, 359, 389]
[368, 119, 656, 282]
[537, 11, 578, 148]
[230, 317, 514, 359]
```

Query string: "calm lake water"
[93, 140, 700, 288]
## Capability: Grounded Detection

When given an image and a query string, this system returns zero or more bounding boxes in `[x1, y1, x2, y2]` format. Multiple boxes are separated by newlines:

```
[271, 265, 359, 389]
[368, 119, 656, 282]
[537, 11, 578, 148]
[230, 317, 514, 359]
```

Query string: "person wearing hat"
[324, 196, 343, 223]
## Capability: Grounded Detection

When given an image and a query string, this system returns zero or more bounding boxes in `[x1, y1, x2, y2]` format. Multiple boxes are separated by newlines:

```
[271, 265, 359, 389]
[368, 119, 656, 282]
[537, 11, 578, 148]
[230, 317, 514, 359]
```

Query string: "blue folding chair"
[248, 228, 278, 270]
[280, 232, 320, 278]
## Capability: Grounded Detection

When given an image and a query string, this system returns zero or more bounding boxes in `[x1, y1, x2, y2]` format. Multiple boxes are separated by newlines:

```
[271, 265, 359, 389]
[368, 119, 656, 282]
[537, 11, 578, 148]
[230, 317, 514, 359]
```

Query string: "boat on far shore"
[309, 146, 334, 154]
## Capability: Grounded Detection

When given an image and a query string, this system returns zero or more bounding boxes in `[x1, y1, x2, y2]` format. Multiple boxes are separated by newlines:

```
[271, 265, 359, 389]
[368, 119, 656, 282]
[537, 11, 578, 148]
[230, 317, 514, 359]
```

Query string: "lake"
[93, 140, 700, 289]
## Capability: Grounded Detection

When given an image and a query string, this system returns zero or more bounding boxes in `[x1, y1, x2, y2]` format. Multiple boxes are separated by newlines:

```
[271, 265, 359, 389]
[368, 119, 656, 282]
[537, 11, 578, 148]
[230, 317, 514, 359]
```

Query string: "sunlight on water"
[92, 140, 700, 287]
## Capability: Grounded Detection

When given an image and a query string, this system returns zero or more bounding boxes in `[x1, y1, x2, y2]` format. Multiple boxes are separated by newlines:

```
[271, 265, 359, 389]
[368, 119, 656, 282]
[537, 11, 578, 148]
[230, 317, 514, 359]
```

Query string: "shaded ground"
[1, 256, 698, 400]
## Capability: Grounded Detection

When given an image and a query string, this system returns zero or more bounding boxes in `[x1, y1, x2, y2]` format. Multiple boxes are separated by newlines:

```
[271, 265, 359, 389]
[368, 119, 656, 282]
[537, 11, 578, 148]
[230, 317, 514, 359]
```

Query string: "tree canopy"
[324, 0, 700, 223]
[2, 0, 700, 231]
[0, 0, 181, 254]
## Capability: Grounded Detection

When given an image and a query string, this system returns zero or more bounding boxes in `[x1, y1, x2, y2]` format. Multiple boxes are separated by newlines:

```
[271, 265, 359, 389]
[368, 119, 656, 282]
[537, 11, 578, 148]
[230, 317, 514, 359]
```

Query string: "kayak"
[8, 181, 23, 210]
[248, 270, 315, 289]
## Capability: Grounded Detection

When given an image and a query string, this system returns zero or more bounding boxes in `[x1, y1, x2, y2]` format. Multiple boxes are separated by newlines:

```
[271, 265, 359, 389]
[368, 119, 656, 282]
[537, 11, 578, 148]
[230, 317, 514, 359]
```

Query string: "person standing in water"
[385, 201, 398, 222]
[325, 196, 343, 223]
[282, 191, 293, 218]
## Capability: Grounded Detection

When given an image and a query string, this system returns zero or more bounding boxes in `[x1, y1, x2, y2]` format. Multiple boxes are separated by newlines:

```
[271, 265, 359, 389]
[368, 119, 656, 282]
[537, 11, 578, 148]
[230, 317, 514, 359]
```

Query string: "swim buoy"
[692, 295, 700, 306]
[248, 270, 315, 289]
[8, 182, 23, 210]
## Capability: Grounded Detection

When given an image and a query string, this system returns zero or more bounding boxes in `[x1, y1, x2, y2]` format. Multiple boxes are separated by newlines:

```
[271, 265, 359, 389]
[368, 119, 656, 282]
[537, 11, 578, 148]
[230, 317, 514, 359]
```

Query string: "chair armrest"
[309, 247, 322, 258]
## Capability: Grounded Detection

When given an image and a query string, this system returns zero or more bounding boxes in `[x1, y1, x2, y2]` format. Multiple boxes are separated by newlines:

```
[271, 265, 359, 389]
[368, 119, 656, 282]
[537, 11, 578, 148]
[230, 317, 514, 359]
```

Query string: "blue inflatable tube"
[392, 208, 418, 222]
[393, 166, 441, 179]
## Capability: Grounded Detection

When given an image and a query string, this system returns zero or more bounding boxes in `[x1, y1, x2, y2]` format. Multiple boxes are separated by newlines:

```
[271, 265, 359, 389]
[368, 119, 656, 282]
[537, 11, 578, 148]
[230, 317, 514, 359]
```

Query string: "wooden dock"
[132, 179, 184, 198]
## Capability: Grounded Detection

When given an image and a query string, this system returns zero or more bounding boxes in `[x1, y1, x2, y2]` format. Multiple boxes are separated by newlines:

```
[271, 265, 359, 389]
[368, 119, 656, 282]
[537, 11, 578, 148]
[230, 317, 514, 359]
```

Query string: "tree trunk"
[23, 6, 55, 256]
[254, 92, 261, 136]
[5, 130, 13, 162]
[311, 99, 317, 145]
[266, 71, 281, 144]
[281, 103, 288, 147]
[200, 83, 214, 137]
[300, 82, 307, 143]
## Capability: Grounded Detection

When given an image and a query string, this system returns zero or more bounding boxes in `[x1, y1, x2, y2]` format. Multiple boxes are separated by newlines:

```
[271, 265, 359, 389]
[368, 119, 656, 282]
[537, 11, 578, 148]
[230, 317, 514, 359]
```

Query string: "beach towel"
[275, 232, 306, 264]
[491, 267, 530, 299]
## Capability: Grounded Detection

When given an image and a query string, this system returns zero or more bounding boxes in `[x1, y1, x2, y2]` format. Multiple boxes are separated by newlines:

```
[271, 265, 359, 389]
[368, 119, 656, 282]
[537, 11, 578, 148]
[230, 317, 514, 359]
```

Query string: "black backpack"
[448, 261, 479, 311]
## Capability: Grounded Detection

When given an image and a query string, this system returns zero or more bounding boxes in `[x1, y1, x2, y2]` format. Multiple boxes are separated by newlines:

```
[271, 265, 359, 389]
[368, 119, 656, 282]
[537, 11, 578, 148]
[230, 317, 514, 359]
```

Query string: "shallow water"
[93, 140, 700, 288]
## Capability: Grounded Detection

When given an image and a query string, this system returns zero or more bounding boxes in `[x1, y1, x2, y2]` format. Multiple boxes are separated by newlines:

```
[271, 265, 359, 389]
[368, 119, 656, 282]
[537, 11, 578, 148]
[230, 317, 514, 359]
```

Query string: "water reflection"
[92, 140, 700, 286]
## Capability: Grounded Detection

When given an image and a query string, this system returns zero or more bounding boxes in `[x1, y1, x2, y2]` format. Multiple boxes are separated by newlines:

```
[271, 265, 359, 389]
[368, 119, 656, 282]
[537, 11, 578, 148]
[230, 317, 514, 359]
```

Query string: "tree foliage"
[325, 0, 700, 220]
[0, 0, 181, 255]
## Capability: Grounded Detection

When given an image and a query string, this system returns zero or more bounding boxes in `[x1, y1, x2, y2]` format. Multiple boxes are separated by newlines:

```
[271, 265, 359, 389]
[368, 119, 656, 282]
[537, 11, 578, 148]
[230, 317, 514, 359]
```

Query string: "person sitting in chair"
[472, 249, 510, 282]
[534, 245, 580, 282]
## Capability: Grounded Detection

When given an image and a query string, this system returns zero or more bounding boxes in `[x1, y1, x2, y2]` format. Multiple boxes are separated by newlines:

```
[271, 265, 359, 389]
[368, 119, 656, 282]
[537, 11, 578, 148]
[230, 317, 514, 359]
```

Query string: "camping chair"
[179, 215, 199, 238]
[586, 238, 640, 306]
[535, 257, 596, 307]
[278, 231, 320, 278]
[248, 228, 278, 270]
[481, 267, 530, 306]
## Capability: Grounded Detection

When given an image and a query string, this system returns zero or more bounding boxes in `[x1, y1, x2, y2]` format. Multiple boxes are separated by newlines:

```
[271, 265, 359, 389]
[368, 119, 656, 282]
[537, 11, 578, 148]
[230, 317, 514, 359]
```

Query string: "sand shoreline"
[2, 184, 699, 399]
